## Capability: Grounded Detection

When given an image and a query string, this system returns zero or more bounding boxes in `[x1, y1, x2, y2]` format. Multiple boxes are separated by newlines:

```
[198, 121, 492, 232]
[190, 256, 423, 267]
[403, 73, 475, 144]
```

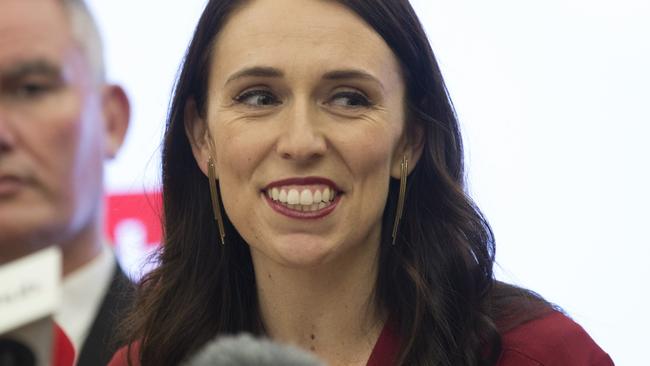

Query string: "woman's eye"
[233, 89, 281, 107]
[329, 91, 372, 108]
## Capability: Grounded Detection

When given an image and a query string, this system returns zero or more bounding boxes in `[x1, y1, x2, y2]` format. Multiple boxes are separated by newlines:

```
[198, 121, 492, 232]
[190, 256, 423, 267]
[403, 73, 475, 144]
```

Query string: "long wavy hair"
[120, 1, 551, 365]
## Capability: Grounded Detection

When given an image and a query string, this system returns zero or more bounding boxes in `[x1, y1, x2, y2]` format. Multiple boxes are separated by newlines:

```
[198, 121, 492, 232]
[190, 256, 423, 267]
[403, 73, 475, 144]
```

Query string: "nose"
[275, 101, 327, 163]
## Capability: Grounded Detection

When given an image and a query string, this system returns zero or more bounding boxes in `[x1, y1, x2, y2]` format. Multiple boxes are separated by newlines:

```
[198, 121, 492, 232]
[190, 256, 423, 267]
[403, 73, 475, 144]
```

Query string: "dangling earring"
[208, 157, 226, 245]
[391, 155, 408, 246]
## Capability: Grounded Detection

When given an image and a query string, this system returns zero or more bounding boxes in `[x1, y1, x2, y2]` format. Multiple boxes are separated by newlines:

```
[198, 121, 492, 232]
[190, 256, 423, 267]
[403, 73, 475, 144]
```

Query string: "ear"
[184, 98, 213, 177]
[101, 85, 130, 159]
[390, 123, 424, 179]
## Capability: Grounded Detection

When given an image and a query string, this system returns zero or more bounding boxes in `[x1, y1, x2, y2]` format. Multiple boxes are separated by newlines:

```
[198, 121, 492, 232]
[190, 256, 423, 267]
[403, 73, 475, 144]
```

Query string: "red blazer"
[366, 311, 614, 366]
[110, 311, 613, 366]
[495, 311, 613, 366]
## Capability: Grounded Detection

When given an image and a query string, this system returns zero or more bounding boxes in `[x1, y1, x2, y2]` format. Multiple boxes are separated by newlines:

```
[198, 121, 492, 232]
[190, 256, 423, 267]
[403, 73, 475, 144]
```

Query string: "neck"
[251, 243, 385, 366]
[60, 217, 104, 277]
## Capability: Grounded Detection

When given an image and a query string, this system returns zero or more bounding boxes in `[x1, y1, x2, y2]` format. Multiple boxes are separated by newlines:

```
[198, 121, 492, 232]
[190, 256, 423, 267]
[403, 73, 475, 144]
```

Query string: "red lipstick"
[263, 193, 341, 220]
[262, 176, 342, 220]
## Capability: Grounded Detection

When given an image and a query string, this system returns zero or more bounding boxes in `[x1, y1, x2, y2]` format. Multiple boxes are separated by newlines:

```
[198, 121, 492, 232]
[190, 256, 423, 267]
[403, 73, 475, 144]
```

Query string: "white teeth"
[271, 198, 334, 212]
[322, 187, 331, 202]
[300, 190, 313, 205]
[267, 185, 338, 209]
[287, 189, 300, 205]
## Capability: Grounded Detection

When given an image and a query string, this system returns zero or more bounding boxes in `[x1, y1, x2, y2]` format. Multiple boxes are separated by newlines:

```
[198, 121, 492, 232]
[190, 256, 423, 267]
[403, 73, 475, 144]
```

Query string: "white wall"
[88, 0, 209, 192]
[89, 1, 648, 364]
[409, 2, 649, 364]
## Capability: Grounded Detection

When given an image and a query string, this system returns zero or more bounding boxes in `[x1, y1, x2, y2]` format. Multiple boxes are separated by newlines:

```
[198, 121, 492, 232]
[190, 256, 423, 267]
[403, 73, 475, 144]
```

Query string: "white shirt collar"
[54, 242, 116, 355]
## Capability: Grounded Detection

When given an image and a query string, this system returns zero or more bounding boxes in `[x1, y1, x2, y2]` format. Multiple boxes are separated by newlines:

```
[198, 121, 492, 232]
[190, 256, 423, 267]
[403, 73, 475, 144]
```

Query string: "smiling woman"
[186, 2, 410, 273]
[110, 1, 613, 365]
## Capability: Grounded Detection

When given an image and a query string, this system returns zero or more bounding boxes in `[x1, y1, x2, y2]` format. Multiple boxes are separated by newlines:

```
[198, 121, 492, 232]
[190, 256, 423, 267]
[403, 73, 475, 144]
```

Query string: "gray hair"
[61, 0, 106, 82]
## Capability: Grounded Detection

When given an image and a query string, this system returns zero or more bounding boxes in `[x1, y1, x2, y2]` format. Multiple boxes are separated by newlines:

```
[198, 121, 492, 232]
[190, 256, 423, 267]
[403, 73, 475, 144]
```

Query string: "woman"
[111, 0, 613, 365]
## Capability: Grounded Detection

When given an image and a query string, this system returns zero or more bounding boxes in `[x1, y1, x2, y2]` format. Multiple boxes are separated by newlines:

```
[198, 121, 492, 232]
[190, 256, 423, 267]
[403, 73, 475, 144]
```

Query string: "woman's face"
[189, 0, 417, 268]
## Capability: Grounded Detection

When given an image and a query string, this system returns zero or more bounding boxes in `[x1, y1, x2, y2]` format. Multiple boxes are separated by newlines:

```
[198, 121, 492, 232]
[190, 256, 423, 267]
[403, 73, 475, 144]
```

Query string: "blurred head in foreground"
[121, 0, 548, 365]
[0, 0, 129, 274]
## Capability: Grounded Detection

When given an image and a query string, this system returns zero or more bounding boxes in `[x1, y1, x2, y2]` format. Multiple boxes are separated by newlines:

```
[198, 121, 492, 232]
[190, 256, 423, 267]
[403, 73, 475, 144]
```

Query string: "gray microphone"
[184, 334, 325, 366]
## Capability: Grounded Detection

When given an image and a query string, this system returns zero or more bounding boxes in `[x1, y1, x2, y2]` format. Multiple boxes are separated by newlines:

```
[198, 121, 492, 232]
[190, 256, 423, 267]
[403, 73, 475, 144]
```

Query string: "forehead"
[0, 0, 73, 69]
[211, 0, 402, 84]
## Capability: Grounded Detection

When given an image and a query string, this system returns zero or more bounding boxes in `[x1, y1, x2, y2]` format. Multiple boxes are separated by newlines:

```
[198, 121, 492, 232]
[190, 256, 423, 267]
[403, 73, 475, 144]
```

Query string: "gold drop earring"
[207, 157, 226, 245]
[391, 155, 408, 246]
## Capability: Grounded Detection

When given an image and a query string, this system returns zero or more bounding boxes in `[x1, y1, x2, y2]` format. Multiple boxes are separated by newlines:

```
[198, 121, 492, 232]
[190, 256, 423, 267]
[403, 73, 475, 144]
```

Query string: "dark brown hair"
[120, 1, 551, 365]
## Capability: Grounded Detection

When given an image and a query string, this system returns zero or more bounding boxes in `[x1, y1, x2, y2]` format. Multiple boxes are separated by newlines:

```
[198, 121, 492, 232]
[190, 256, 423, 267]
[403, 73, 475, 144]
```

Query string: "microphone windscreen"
[0, 339, 36, 366]
[184, 334, 325, 366]
[0, 320, 75, 366]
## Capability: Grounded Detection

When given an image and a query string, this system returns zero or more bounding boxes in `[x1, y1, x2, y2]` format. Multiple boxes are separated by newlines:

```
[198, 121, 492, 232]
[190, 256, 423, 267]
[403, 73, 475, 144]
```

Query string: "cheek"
[337, 121, 403, 216]
[214, 128, 271, 247]
[31, 91, 102, 201]
[214, 122, 270, 181]
[349, 139, 392, 213]
[213, 124, 270, 215]
[16, 94, 81, 177]
[54, 92, 105, 227]
[339, 122, 401, 177]
[47, 95, 93, 172]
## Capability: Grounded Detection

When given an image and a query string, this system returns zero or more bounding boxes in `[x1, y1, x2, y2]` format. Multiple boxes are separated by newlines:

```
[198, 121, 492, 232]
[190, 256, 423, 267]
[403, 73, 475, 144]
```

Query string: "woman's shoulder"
[108, 342, 141, 366]
[497, 311, 614, 366]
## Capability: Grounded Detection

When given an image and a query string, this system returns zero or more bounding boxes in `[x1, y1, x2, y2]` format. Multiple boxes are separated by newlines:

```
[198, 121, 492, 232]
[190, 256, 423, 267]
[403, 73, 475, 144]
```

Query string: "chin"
[276, 252, 331, 269]
[266, 234, 340, 269]
[1, 206, 72, 245]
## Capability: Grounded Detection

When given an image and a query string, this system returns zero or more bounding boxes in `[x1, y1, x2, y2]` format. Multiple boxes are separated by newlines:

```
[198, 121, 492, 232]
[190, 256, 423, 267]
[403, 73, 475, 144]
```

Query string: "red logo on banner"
[105, 191, 162, 246]
[105, 191, 162, 278]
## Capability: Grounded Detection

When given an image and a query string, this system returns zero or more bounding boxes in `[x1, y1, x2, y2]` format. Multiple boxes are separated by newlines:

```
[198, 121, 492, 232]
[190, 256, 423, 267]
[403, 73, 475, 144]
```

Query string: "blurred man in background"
[0, 0, 131, 364]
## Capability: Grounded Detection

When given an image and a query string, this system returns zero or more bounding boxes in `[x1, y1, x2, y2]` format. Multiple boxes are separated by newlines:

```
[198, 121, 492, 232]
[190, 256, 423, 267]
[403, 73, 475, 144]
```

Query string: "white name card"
[0, 247, 61, 334]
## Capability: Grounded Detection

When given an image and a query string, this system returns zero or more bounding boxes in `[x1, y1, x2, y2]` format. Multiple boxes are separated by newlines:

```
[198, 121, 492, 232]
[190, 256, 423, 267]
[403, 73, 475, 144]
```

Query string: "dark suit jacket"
[76, 263, 134, 366]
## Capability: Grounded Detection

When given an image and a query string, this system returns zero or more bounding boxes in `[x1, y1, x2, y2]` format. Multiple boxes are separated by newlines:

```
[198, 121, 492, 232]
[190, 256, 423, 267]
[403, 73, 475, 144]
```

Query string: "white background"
[87, 1, 649, 364]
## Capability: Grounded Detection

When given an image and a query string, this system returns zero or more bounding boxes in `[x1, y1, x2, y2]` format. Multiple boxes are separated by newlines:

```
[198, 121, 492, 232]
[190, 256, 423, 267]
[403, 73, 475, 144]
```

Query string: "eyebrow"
[225, 66, 384, 90]
[0, 59, 62, 81]
[322, 69, 385, 91]
[225, 66, 284, 84]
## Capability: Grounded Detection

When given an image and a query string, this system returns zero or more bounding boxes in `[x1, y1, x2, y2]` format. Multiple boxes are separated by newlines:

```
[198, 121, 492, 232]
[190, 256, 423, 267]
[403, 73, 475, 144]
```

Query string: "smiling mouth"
[262, 177, 342, 218]
[265, 186, 337, 212]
